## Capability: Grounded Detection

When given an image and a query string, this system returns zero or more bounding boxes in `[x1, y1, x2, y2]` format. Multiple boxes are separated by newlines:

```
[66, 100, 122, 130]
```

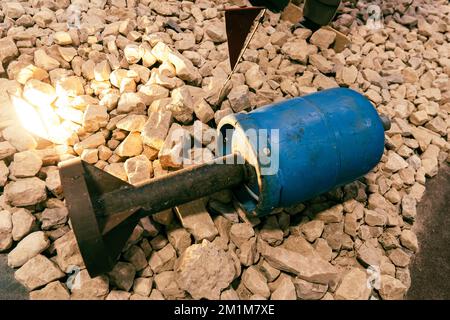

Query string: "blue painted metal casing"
[217, 87, 385, 216]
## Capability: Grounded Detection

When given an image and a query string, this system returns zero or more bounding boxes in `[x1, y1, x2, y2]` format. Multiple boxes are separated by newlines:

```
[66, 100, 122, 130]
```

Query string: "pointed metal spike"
[224, 6, 264, 70]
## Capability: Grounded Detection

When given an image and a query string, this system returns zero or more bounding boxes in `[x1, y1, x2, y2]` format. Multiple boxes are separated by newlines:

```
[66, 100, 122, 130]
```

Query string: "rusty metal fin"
[59, 158, 141, 277]
[225, 6, 264, 70]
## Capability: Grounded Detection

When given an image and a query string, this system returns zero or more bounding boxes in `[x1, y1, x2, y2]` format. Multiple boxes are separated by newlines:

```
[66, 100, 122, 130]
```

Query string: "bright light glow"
[9, 94, 49, 139]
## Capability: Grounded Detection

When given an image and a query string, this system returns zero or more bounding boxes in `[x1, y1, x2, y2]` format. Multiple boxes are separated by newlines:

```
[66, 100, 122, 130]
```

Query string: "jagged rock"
[259, 216, 284, 246]
[316, 205, 344, 223]
[11, 208, 36, 241]
[54, 31, 72, 45]
[8, 231, 50, 267]
[41, 207, 68, 230]
[175, 240, 235, 300]
[0, 210, 13, 252]
[30, 281, 70, 300]
[0, 141, 16, 160]
[400, 230, 418, 252]
[82, 105, 109, 132]
[401, 195, 417, 220]
[141, 111, 173, 150]
[154, 271, 185, 299]
[34, 49, 60, 71]
[71, 269, 109, 300]
[4, 2, 25, 19]
[221, 288, 240, 300]
[4, 177, 47, 207]
[15, 254, 65, 291]
[2, 126, 37, 152]
[301, 220, 325, 242]
[310, 28, 336, 49]
[115, 132, 143, 157]
[0, 38, 19, 63]
[334, 268, 371, 300]
[238, 237, 258, 267]
[242, 266, 270, 298]
[124, 155, 152, 185]
[357, 242, 383, 267]
[123, 245, 148, 271]
[259, 240, 338, 285]
[9, 151, 42, 178]
[385, 151, 409, 173]
[148, 243, 177, 273]
[53, 231, 85, 271]
[229, 223, 255, 248]
[116, 115, 147, 132]
[388, 248, 411, 267]
[259, 260, 281, 282]
[293, 277, 328, 300]
[281, 40, 310, 63]
[23, 79, 56, 105]
[108, 262, 136, 291]
[133, 277, 152, 297]
[379, 275, 407, 300]
[167, 226, 191, 255]
[271, 276, 296, 300]
[174, 200, 218, 242]
[106, 290, 132, 300]
[228, 85, 250, 112]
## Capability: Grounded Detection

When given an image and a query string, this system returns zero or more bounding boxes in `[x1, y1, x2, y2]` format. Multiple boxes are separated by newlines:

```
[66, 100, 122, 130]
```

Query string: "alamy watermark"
[66, 4, 81, 29]
[366, 4, 384, 30]
[65, 265, 82, 290]
[367, 265, 381, 291]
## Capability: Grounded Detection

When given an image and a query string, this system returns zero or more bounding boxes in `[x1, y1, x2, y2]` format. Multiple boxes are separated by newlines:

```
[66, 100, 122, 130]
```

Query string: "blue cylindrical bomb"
[218, 87, 386, 216]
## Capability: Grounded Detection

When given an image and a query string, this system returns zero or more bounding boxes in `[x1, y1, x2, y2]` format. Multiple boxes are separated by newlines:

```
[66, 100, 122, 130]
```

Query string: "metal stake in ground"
[217, 7, 267, 106]
[59, 154, 252, 277]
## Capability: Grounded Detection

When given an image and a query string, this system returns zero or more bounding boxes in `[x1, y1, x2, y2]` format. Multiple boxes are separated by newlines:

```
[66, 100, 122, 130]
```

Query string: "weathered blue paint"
[218, 87, 386, 216]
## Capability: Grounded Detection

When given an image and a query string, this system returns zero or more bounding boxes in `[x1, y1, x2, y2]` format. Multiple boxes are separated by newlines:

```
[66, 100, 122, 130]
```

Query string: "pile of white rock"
[0, 0, 448, 300]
